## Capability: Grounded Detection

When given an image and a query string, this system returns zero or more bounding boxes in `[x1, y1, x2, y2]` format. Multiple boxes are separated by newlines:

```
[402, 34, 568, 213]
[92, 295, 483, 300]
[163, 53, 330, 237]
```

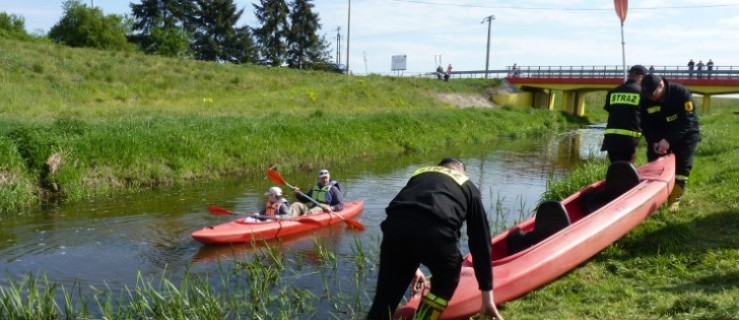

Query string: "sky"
[4, 0, 739, 75]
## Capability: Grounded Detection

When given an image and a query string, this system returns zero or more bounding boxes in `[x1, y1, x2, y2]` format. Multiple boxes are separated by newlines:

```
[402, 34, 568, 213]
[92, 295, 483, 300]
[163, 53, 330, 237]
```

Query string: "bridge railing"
[502, 65, 739, 80]
[370, 66, 739, 81]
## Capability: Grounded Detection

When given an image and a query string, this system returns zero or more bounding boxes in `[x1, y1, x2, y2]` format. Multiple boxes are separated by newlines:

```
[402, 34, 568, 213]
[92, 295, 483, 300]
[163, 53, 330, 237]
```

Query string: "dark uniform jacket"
[384, 167, 493, 290]
[640, 78, 700, 146]
[602, 79, 642, 150]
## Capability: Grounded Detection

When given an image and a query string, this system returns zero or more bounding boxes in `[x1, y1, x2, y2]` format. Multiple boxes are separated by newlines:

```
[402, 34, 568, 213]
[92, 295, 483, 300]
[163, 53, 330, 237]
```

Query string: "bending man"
[367, 158, 503, 320]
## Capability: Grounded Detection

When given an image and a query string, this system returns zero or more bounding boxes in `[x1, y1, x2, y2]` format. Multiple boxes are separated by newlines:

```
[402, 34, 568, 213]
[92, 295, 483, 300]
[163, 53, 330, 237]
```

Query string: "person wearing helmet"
[244, 186, 291, 222]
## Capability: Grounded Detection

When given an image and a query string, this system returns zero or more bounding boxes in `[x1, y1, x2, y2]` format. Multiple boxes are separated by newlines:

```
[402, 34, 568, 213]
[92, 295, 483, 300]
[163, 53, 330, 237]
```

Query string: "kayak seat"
[583, 161, 640, 214]
[507, 200, 570, 254]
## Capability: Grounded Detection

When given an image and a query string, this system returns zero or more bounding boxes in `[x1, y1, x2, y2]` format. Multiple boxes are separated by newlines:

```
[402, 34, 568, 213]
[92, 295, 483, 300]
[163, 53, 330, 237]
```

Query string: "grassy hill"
[0, 37, 575, 213]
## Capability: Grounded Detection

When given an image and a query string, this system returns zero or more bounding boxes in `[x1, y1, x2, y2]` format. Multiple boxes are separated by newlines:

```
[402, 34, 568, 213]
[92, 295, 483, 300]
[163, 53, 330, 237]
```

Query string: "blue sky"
[4, 0, 739, 75]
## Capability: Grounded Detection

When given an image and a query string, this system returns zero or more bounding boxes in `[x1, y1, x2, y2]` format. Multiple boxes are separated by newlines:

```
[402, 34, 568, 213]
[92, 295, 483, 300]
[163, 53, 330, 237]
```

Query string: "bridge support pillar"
[702, 94, 712, 113]
[561, 90, 586, 116]
[531, 89, 553, 110]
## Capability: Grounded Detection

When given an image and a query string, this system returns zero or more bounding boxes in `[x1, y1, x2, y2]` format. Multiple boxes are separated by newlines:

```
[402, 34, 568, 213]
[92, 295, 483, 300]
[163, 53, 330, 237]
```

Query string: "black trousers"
[367, 220, 462, 320]
[602, 135, 639, 163]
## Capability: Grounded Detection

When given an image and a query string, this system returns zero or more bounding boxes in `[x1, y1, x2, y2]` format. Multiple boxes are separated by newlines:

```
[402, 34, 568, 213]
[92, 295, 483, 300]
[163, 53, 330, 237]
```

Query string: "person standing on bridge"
[600, 65, 648, 163]
[707, 59, 714, 79]
[687, 59, 695, 78]
[696, 60, 705, 79]
[640, 74, 701, 211]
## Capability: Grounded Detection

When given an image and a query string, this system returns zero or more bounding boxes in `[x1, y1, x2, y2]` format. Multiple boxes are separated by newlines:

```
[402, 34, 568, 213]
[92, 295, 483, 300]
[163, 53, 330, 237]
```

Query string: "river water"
[0, 128, 604, 317]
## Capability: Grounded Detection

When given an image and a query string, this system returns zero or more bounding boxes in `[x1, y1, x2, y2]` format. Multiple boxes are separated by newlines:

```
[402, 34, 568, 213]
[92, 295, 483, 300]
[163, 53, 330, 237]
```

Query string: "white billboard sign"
[391, 55, 407, 71]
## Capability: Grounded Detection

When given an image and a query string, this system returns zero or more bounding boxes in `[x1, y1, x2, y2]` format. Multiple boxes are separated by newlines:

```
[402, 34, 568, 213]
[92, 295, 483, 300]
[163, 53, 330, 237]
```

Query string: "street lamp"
[482, 15, 495, 79]
[346, 0, 351, 75]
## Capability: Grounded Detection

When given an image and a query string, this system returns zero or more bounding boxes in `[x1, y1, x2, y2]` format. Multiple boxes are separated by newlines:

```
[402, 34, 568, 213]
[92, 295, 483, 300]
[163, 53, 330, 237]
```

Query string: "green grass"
[3, 35, 739, 319]
[0, 37, 576, 214]
[513, 102, 739, 319]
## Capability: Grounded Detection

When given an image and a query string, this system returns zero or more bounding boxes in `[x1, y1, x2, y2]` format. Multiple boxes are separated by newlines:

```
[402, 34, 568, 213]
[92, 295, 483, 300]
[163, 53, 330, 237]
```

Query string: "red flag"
[614, 0, 628, 25]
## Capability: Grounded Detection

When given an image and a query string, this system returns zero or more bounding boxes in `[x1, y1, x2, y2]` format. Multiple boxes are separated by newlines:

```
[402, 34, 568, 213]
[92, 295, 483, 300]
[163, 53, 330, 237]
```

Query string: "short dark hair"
[628, 65, 648, 77]
[641, 74, 663, 97]
[438, 157, 465, 171]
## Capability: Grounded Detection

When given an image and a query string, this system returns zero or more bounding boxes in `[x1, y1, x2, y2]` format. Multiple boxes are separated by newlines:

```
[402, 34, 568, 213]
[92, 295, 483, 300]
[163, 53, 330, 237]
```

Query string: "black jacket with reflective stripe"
[604, 79, 642, 133]
[640, 78, 700, 144]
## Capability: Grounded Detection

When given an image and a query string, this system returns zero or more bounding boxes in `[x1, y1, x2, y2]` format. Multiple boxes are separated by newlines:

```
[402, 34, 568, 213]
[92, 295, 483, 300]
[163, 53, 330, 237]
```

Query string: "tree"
[252, 0, 290, 66]
[286, 0, 331, 69]
[48, 0, 132, 50]
[190, 0, 256, 63]
[0, 12, 30, 40]
[129, 0, 194, 56]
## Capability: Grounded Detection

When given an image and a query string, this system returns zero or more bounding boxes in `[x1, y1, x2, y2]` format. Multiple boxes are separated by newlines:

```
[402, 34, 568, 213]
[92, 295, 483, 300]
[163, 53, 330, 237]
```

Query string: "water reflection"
[0, 128, 605, 317]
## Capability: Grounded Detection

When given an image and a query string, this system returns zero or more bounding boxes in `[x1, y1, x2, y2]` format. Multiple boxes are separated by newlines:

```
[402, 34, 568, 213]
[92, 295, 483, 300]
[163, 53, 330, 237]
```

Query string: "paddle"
[207, 205, 310, 222]
[266, 167, 365, 231]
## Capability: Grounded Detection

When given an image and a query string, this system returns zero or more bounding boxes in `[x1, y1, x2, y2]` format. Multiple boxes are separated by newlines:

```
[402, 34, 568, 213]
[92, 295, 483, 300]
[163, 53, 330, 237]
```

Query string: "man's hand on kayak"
[411, 269, 428, 294]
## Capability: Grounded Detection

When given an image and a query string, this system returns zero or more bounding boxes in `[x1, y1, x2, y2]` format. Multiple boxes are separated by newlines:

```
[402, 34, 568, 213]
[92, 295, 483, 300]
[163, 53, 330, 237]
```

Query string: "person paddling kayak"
[289, 169, 344, 216]
[367, 158, 504, 320]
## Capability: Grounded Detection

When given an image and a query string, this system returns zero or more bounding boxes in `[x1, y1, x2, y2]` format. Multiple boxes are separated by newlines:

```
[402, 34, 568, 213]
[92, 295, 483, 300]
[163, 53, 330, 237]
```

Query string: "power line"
[392, 0, 739, 11]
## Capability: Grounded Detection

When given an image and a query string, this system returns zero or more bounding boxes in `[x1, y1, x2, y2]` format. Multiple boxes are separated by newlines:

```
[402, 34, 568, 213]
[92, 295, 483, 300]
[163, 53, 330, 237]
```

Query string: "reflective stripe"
[412, 166, 469, 186]
[676, 175, 689, 181]
[418, 293, 449, 320]
[609, 93, 640, 106]
[604, 128, 642, 138]
[666, 114, 678, 122]
[647, 106, 661, 114]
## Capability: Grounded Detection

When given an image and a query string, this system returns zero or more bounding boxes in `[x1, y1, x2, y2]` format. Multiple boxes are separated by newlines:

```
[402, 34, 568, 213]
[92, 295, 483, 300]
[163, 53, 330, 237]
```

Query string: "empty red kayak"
[192, 200, 364, 245]
[395, 155, 675, 319]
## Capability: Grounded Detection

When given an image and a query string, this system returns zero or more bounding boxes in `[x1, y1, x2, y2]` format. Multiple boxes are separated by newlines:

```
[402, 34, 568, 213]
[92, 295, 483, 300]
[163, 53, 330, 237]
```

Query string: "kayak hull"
[395, 155, 675, 319]
[192, 200, 364, 245]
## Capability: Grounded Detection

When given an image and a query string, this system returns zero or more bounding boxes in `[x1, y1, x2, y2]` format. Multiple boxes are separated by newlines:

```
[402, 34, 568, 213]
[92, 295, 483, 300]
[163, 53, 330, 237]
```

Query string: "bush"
[0, 12, 30, 40]
[48, 0, 133, 50]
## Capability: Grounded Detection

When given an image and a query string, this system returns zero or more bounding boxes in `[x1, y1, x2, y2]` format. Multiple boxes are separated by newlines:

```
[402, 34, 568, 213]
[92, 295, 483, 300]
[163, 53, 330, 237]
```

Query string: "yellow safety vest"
[412, 166, 469, 186]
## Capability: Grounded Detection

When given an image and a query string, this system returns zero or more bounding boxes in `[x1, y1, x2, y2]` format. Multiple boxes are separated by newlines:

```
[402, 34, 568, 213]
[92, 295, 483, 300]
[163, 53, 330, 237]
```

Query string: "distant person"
[243, 186, 290, 222]
[687, 59, 695, 78]
[649, 65, 655, 74]
[706, 59, 714, 79]
[445, 64, 453, 81]
[640, 74, 701, 211]
[696, 60, 705, 79]
[436, 65, 444, 80]
[289, 169, 343, 216]
[601, 65, 648, 163]
[511, 63, 520, 77]
[367, 158, 504, 320]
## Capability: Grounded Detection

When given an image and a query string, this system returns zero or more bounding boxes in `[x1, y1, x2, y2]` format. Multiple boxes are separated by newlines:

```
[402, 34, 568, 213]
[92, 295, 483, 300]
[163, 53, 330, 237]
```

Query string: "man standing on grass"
[640, 74, 701, 211]
[601, 65, 648, 163]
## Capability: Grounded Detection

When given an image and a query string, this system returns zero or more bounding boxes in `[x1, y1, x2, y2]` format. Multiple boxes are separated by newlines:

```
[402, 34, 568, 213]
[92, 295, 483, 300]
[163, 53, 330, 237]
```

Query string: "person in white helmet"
[244, 186, 291, 222]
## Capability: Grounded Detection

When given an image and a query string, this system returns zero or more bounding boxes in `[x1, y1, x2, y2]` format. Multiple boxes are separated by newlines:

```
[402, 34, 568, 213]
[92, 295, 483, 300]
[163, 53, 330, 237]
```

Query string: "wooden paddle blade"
[266, 168, 287, 186]
[207, 206, 234, 216]
[344, 219, 366, 231]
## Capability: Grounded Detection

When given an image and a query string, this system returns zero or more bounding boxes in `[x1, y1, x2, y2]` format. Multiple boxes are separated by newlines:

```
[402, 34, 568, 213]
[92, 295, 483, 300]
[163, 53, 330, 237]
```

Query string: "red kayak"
[192, 200, 364, 245]
[395, 155, 675, 319]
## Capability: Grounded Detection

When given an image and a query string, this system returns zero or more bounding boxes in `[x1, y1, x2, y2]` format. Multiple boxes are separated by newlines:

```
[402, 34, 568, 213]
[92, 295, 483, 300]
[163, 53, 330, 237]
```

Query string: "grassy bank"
[0, 37, 577, 214]
[511, 100, 739, 319]
[4, 35, 738, 320]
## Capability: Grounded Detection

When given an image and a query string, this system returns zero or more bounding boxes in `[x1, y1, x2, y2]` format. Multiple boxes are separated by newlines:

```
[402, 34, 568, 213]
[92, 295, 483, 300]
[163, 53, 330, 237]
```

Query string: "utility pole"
[346, 0, 351, 75]
[482, 15, 495, 79]
[335, 26, 342, 65]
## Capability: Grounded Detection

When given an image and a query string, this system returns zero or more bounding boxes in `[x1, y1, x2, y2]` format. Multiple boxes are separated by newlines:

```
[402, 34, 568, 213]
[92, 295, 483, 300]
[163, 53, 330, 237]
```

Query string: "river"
[0, 128, 604, 318]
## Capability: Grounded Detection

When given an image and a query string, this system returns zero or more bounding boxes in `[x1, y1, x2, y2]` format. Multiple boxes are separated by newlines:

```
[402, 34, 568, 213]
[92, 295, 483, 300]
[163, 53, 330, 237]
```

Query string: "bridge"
[449, 65, 739, 115]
